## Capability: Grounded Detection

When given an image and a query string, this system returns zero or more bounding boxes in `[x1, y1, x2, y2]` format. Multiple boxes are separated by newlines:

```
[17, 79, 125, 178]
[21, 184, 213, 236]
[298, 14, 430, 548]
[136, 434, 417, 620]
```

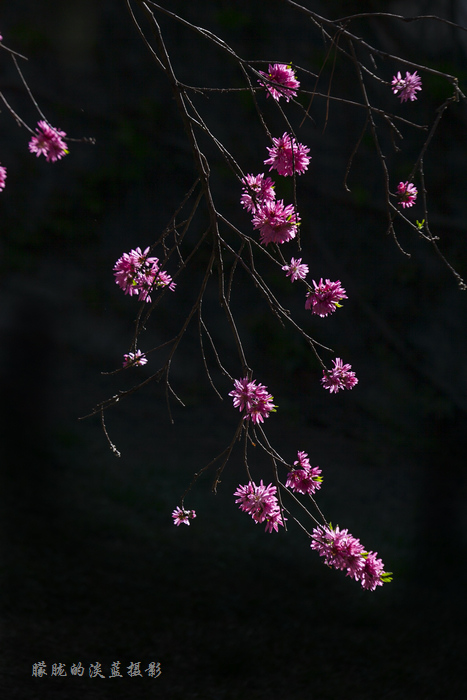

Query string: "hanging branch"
[81, 2, 467, 591]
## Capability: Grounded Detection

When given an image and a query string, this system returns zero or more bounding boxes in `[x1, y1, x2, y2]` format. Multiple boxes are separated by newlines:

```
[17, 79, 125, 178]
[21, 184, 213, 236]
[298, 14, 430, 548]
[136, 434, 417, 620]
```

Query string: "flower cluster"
[240, 173, 275, 213]
[391, 70, 422, 103]
[321, 358, 358, 394]
[229, 377, 276, 424]
[172, 507, 197, 527]
[286, 451, 322, 495]
[234, 480, 285, 533]
[28, 120, 68, 162]
[232, 456, 389, 588]
[397, 181, 418, 208]
[282, 257, 308, 282]
[0, 164, 6, 192]
[305, 278, 347, 317]
[241, 131, 309, 246]
[258, 63, 300, 102]
[113, 247, 175, 303]
[123, 350, 147, 368]
[311, 525, 390, 590]
[264, 133, 310, 177]
[252, 199, 300, 245]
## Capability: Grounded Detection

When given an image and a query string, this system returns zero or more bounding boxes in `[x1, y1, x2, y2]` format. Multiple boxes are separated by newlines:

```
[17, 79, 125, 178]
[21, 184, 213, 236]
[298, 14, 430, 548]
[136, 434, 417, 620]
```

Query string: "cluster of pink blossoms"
[241, 150, 354, 393]
[241, 173, 302, 245]
[229, 377, 276, 424]
[286, 451, 322, 495]
[305, 278, 347, 317]
[28, 120, 68, 162]
[397, 181, 418, 208]
[0, 163, 6, 192]
[172, 507, 197, 527]
[234, 480, 286, 533]
[311, 525, 390, 590]
[391, 70, 422, 103]
[321, 357, 358, 394]
[258, 63, 300, 102]
[113, 246, 175, 303]
[241, 132, 309, 246]
[123, 350, 147, 368]
[264, 133, 310, 177]
[232, 456, 389, 588]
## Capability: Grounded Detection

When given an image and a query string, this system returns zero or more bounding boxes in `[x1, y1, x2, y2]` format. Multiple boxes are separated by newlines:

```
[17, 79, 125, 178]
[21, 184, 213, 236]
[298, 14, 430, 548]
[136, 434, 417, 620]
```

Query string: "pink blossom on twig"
[360, 551, 386, 591]
[229, 377, 276, 424]
[172, 507, 196, 526]
[286, 451, 322, 495]
[123, 350, 147, 368]
[258, 63, 300, 102]
[252, 199, 300, 245]
[397, 181, 418, 208]
[321, 358, 358, 394]
[28, 120, 68, 162]
[282, 257, 309, 282]
[305, 278, 347, 317]
[234, 480, 286, 533]
[264, 133, 310, 177]
[113, 247, 175, 303]
[311, 525, 389, 591]
[240, 173, 276, 213]
[391, 71, 422, 103]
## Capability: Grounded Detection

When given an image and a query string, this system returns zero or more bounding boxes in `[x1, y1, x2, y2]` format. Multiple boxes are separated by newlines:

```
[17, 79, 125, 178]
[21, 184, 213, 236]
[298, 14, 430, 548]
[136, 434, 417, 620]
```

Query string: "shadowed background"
[1, 1, 467, 698]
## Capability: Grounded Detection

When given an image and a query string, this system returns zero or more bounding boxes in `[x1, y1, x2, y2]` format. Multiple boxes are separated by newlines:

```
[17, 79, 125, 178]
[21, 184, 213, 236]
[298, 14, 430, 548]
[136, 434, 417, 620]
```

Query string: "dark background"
[1, 1, 467, 698]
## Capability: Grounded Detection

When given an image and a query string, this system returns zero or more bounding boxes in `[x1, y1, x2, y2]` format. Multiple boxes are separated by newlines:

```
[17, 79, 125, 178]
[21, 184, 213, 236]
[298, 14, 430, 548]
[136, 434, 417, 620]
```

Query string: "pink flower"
[252, 199, 300, 245]
[0, 164, 6, 192]
[241, 173, 275, 213]
[229, 377, 276, 424]
[294, 451, 311, 470]
[258, 63, 300, 102]
[28, 120, 68, 162]
[311, 525, 389, 590]
[264, 133, 310, 177]
[234, 480, 285, 533]
[123, 350, 147, 368]
[397, 181, 417, 208]
[113, 247, 175, 303]
[391, 71, 422, 103]
[305, 278, 347, 317]
[311, 525, 365, 576]
[321, 358, 358, 394]
[234, 480, 277, 519]
[172, 506, 196, 526]
[264, 509, 286, 533]
[282, 258, 309, 282]
[286, 451, 322, 495]
[360, 552, 386, 591]
[138, 269, 176, 302]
